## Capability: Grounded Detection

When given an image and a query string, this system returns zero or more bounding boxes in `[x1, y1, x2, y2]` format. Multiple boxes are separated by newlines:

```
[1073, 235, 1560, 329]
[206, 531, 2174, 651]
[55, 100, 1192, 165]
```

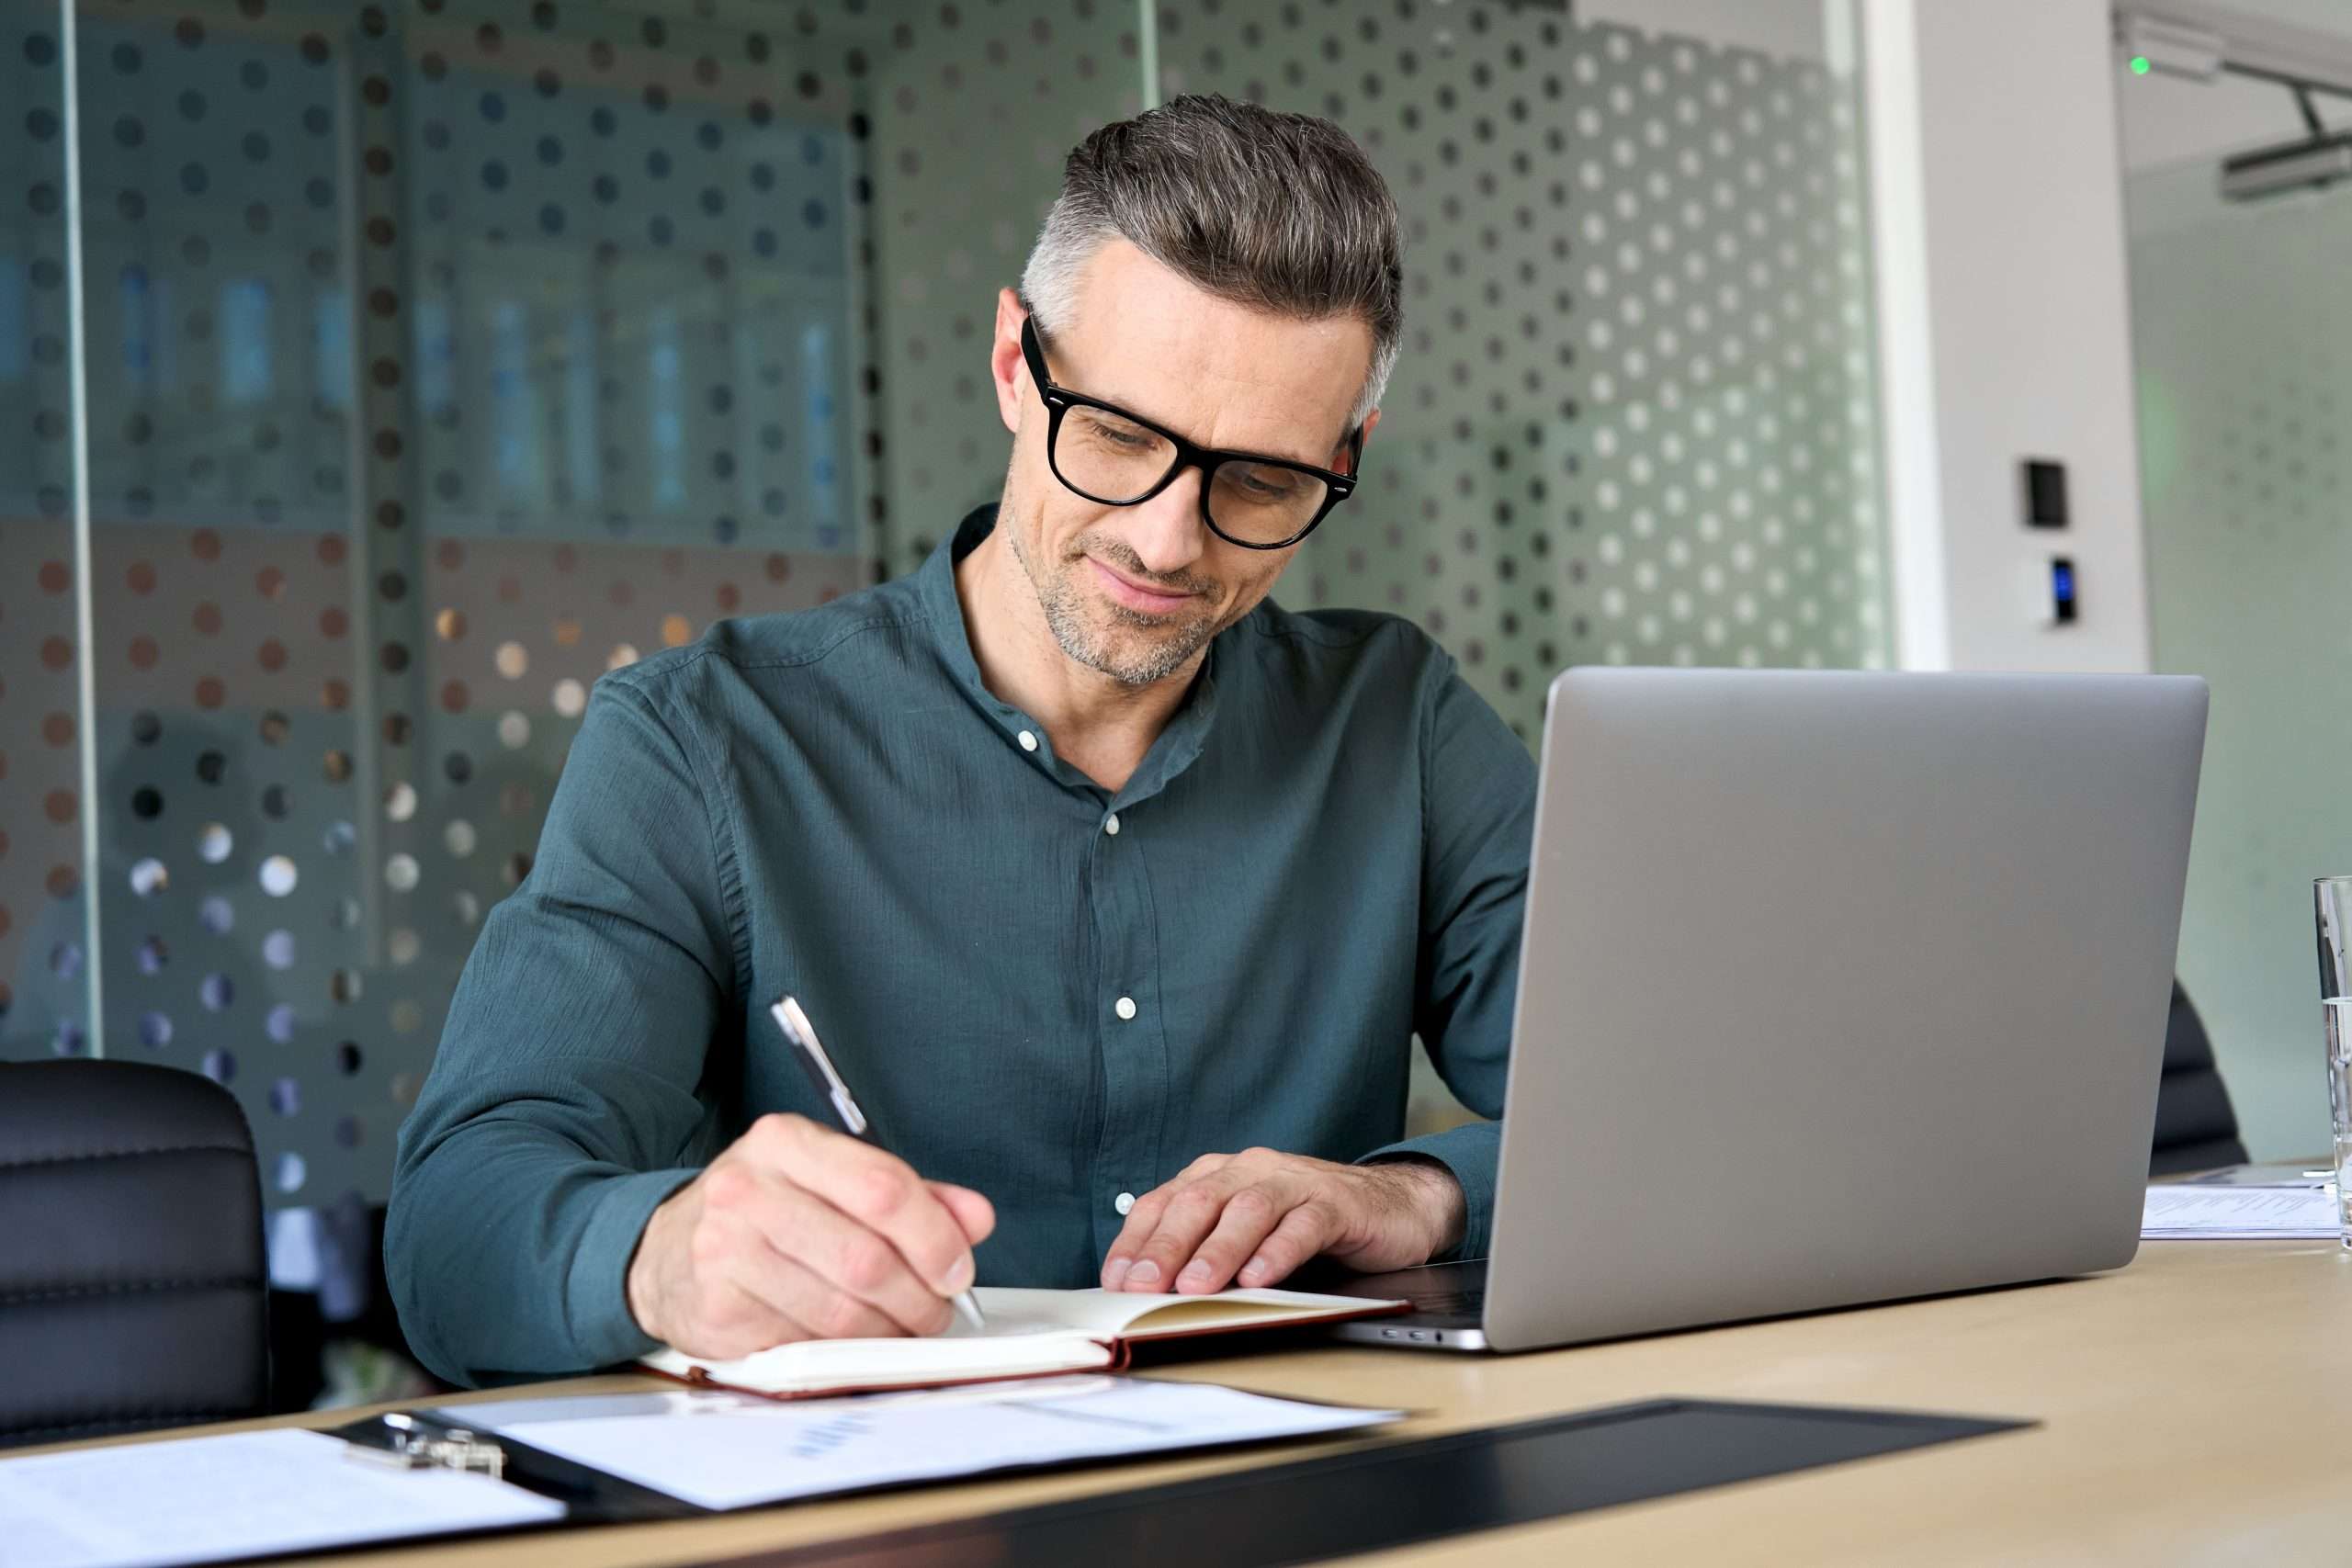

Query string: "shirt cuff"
[563, 1167, 702, 1370]
[1358, 1120, 1499, 1264]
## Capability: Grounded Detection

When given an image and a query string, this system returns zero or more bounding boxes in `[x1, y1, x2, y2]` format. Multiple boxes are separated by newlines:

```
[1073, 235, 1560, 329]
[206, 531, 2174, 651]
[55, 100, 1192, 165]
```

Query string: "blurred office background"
[2112, 0, 2352, 1188]
[3, 0, 2346, 1396]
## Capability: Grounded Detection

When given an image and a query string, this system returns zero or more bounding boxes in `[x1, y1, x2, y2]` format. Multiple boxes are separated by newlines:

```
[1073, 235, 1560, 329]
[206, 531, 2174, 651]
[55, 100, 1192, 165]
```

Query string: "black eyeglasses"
[1020, 316, 1363, 551]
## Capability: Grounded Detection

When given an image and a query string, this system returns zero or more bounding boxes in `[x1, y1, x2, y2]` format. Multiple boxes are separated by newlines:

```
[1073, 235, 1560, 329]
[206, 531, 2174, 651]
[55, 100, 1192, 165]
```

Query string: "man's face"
[989, 241, 1381, 688]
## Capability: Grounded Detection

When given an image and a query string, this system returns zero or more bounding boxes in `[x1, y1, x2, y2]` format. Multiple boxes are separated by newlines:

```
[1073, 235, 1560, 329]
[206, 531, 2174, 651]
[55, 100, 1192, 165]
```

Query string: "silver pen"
[770, 995, 988, 1333]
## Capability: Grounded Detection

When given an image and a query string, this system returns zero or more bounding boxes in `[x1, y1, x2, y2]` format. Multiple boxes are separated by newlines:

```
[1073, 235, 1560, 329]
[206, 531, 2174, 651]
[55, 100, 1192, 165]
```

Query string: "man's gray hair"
[1020, 94, 1403, 431]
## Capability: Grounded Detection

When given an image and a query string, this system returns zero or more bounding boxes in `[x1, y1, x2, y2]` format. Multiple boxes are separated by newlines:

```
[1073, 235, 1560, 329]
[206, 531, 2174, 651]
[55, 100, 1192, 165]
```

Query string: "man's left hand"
[1100, 1149, 1465, 1293]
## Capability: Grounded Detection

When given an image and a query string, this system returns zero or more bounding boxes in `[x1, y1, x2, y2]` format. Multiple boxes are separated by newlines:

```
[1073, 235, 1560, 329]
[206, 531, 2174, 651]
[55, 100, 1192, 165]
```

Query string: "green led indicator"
[2130, 55, 2152, 74]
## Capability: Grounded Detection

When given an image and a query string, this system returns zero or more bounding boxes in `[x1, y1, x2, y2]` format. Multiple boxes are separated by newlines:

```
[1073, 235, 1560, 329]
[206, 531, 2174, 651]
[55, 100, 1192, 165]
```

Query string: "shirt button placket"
[1091, 796, 1159, 1261]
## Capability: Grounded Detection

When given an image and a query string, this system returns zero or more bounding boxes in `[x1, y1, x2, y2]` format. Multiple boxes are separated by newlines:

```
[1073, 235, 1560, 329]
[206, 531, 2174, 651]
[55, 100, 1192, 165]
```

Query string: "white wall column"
[1862, 0, 2154, 673]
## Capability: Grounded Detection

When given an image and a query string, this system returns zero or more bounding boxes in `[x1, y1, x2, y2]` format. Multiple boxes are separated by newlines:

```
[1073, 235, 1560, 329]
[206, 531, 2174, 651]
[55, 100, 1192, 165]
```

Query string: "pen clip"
[773, 996, 868, 1137]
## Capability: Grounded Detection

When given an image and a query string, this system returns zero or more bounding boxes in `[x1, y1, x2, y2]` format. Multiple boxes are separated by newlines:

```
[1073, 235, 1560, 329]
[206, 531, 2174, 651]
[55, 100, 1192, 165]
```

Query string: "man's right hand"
[625, 1112, 995, 1359]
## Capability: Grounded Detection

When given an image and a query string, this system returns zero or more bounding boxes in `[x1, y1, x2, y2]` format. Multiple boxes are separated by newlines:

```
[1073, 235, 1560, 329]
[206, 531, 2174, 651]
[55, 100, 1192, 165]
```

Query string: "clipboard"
[326, 1404, 707, 1525]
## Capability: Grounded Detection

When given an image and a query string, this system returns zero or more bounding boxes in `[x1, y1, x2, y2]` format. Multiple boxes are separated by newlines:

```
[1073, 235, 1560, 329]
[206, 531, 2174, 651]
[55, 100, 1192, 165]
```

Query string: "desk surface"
[34, 1241, 2352, 1565]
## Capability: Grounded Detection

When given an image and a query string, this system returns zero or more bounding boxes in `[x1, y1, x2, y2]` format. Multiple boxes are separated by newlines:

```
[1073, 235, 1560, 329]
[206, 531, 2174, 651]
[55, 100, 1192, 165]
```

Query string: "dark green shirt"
[387, 506, 1536, 1386]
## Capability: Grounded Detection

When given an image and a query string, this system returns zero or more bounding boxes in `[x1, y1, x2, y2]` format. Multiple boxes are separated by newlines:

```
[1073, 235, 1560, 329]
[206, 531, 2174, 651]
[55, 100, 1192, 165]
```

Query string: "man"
[387, 95, 1535, 1385]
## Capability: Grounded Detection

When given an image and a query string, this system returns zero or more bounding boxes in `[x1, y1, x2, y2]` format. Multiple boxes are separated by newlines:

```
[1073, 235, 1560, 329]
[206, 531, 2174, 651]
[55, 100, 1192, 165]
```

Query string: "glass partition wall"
[2126, 131, 2352, 1156]
[3, 0, 1887, 1217]
[2, 1, 84, 1063]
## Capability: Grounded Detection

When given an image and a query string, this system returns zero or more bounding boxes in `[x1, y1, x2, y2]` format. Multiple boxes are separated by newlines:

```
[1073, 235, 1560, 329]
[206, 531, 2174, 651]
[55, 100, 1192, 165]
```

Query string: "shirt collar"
[918, 503, 1224, 809]
[917, 503, 1006, 701]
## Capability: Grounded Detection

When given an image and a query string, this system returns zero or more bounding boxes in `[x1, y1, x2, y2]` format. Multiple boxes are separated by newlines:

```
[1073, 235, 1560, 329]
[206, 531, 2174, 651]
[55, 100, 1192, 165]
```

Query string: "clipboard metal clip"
[343, 1411, 509, 1481]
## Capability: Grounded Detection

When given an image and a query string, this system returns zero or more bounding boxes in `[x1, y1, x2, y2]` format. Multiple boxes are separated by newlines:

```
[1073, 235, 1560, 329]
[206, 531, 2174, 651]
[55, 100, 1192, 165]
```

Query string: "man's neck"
[954, 522, 1200, 795]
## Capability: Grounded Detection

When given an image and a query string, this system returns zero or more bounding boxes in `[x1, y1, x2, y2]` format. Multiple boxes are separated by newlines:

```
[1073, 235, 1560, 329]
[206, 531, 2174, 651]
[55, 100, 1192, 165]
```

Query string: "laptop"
[1329, 667, 2208, 1352]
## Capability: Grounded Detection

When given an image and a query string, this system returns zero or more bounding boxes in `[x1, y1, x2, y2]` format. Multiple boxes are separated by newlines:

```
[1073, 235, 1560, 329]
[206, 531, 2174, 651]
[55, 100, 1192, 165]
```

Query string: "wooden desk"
[29, 1242, 2352, 1564]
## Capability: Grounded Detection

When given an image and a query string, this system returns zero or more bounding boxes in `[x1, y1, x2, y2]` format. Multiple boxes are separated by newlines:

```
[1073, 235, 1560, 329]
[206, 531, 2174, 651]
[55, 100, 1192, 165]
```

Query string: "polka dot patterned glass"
[1, 4, 86, 1060]
[0, 0, 932, 1211]
[1155, 4, 1892, 746]
[2, 1, 1890, 1213]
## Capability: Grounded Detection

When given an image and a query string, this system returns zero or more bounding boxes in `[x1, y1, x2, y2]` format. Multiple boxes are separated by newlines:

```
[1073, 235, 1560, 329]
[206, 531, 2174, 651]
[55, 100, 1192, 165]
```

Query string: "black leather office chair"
[0, 1060, 269, 1449]
[2150, 982, 2250, 1177]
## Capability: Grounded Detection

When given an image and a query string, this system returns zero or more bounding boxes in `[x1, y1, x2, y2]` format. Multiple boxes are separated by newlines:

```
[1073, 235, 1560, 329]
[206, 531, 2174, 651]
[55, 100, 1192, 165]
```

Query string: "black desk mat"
[700, 1395, 2032, 1567]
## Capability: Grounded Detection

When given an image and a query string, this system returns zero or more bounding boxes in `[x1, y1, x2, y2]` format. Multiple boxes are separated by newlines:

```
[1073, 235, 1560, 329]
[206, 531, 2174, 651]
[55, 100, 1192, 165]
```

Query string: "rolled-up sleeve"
[386, 671, 739, 1386]
[1359, 654, 1536, 1264]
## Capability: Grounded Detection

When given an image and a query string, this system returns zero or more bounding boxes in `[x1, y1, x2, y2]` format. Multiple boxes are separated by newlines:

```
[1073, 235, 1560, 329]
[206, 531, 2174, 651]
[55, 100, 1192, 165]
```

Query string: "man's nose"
[1118, 465, 1212, 581]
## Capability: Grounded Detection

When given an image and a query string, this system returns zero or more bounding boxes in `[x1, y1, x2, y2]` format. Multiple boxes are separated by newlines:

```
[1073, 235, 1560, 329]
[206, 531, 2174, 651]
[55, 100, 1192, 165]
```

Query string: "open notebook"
[639, 1286, 1408, 1399]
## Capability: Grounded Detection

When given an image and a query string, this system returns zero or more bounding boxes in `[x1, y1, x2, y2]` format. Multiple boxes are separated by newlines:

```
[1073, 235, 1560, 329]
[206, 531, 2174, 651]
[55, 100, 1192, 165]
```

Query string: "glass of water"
[2318, 877, 2352, 1247]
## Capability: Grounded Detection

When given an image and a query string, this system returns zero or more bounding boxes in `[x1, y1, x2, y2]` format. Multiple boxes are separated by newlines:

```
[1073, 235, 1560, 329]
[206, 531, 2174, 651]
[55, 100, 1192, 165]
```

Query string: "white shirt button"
[1114, 1191, 1136, 1216]
[1103, 813, 1121, 836]
[1017, 729, 1038, 752]
[1114, 996, 1137, 1021]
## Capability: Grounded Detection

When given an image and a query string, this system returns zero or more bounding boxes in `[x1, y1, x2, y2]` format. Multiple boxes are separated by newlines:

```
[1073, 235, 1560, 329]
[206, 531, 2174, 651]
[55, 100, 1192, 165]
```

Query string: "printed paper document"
[0, 1428, 563, 1568]
[455, 1374, 1402, 1510]
[2142, 1183, 2339, 1239]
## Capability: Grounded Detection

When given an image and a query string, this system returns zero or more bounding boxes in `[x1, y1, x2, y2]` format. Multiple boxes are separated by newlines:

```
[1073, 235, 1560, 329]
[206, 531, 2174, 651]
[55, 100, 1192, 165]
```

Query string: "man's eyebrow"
[1036, 321, 1356, 467]
[1059, 371, 1343, 469]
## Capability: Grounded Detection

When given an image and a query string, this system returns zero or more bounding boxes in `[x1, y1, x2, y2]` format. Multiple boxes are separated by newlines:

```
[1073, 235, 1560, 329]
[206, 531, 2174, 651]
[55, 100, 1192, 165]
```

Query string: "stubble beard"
[1007, 502, 1223, 689]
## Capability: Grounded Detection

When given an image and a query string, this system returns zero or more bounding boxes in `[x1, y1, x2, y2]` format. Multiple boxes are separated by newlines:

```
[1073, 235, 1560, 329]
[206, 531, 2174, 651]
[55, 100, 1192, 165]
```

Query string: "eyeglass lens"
[1053, 405, 1333, 546]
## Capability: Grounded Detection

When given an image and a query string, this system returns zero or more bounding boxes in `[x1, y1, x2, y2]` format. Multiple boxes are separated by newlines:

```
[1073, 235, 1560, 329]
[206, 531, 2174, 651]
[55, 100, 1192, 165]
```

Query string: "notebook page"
[952, 1285, 1404, 1340]
[639, 1326, 1111, 1395]
[639, 1285, 1403, 1393]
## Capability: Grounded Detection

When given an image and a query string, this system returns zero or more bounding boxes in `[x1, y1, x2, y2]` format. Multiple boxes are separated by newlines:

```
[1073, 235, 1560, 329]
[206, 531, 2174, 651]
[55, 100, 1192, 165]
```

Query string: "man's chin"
[1078, 619, 1213, 687]
[1033, 559, 1220, 685]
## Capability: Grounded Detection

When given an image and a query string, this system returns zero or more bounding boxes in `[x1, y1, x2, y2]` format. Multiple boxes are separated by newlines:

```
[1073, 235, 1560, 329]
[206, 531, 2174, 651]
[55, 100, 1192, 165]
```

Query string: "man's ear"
[1342, 407, 1383, 471]
[990, 287, 1028, 437]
